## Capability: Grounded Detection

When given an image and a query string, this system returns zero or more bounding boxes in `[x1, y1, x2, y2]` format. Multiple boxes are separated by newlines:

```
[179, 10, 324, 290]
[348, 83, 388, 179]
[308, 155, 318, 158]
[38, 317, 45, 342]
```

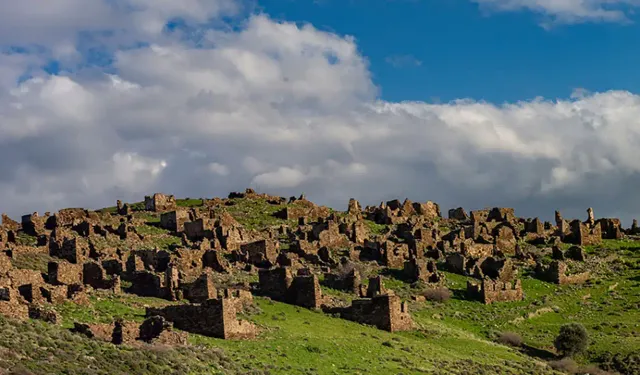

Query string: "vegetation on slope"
[48, 293, 558, 375]
[0, 315, 249, 375]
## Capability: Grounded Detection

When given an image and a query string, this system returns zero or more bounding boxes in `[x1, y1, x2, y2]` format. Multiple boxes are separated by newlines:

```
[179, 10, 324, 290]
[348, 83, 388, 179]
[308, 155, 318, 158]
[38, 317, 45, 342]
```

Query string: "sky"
[0, 0, 640, 224]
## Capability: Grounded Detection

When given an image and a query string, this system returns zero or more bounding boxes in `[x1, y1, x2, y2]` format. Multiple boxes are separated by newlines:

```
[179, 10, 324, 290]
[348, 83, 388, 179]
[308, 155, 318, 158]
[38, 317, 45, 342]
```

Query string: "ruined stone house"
[466, 279, 523, 304]
[258, 267, 327, 309]
[144, 193, 177, 212]
[147, 297, 257, 339]
[536, 261, 590, 285]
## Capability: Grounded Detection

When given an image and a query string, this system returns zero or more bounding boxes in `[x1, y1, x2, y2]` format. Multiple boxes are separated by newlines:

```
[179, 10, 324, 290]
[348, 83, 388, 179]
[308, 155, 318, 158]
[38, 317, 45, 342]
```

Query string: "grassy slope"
[413, 239, 640, 364]
[47, 293, 557, 375]
[203, 299, 557, 375]
[0, 315, 242, 375]
[7, 197, 637, 374]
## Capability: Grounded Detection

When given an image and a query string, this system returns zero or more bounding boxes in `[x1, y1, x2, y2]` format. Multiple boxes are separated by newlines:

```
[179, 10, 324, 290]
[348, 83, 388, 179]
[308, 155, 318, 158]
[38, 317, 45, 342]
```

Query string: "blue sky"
[256, 0, 640, 103]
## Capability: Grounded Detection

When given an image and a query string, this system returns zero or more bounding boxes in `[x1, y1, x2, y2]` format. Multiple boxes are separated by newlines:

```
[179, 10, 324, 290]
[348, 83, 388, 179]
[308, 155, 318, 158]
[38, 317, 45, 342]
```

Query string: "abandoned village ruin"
[0, 189, 629, 343]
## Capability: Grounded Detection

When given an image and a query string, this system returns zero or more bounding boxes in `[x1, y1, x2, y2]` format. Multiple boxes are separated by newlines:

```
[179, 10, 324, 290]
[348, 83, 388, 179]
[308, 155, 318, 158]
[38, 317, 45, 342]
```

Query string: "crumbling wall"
[241, 240, 279, 267]
[323, 268, 361, 294]
[258, 267, 326, 309]
[403, 258, 444, 284]
[291, 272, 323, 309]
[147, 298, 256, 339]
[536, 261, 590, 285]
[258, 267, 293, 301]
[339, 294, 414, 332]
[48, 261, 83, 285]
[381, 241, 409, 268]
[144, 193, 177, 212]
[160, 210, 189, 232]
[466, 279, 523, 304]
[568, 220, 602, 246]
[182, 271, 217, 303]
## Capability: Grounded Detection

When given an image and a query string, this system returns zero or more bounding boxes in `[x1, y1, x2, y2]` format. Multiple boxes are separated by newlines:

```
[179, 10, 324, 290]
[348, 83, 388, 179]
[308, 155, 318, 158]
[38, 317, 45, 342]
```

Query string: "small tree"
[554, 323, 589, 357]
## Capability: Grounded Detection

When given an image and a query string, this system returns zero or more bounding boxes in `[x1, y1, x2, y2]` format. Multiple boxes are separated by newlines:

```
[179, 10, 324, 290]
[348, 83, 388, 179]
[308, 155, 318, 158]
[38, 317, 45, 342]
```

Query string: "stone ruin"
[72, 315, 188, 346]
[323, 266, 361, 294]
[0, 255, 92, 322]
[552, 245, 586, 262]
[239, 239, 280, 268]
[147, 291, 257, 339]
[2, 189, 638, 341]
[325, 277, 414, 332]
[144, 193, 177, 212]
[535, 261, 590, 285]
[258, 267, 327, 309]
[160, 209, 189, 232]
[466, 279, 523, 305]
[464, 256, 524, 304]
[566, 220, 602, 246]
[403, 257, 445, 284]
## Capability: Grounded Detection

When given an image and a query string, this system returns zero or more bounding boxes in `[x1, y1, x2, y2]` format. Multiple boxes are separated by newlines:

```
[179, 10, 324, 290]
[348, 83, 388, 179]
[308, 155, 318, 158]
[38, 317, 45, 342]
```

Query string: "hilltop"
[0, 189, 638, 375]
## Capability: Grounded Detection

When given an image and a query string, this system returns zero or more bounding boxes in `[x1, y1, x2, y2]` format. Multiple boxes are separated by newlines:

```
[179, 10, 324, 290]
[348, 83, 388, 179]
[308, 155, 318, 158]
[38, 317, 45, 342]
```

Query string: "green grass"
[176, 198, 204, 208]
[363, 220, 389, 236]
[55, 293, 557, 375]
[136, 224, 169, 236]
[11, 252, 55, 274]
[10, 196, 640, 374]
[55, 293, 174, 328]
[223, 197, 294, 230]
[0, 315, 251, 375]
[195, 298, 558, 375]
[409, 239, 640, 366]
[15, 232, 38, 246]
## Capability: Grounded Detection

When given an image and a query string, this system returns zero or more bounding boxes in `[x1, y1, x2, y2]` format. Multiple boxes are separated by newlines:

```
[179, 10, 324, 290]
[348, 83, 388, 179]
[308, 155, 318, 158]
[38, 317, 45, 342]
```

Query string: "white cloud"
[208, 162, 230, 176]
[253, 167, 308, 189]
[1, 3, 640, 225]
[473, 0, 640, 25]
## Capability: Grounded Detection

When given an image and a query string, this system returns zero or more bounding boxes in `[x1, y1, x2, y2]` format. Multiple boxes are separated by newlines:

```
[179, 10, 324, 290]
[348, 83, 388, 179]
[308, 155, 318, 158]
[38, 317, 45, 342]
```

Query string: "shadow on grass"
[379, 268, 409, 282]
[520, 344, 557, 361]
[451, 288, 469, 301]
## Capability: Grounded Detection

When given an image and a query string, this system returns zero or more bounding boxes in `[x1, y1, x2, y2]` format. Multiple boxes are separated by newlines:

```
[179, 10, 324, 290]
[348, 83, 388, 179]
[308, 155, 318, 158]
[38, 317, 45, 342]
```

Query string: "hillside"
[0, 189, 638, 375]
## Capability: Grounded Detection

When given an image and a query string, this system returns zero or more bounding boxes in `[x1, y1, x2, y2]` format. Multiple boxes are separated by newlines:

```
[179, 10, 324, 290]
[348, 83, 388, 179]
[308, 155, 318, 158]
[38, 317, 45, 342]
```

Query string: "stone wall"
[144, 193, 177, 212]
[403, 258, 443, 284]
[466, 279, 523, 304]
[338, 293, 414, 332]
[290, 273, 323, 309]
[258, 267, 293, 301]
[160, 210, 189, 232]
[72, 317, 188, 346]
[182, 271, 217, 303]
[147, 298, 256, 339]
[241, 240, 279, 267]
[536, 261, 590, 285]
[258, 267, 327, 309]
[48, 261, 83, 285]
[568, 221, 602, 246]
[323, 268, 361, 294]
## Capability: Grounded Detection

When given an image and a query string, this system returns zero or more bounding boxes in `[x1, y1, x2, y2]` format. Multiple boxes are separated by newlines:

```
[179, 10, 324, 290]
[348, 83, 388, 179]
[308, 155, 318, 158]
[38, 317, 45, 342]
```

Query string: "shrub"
[554, 323, 589, 357]
[549, 358, 579, 373]
[598, 352, 640, 375]
[549, 359, 618, 375]
[423, 287, 451, 302]
[577, 365, 618, 375]
[497, 332, 523, 347]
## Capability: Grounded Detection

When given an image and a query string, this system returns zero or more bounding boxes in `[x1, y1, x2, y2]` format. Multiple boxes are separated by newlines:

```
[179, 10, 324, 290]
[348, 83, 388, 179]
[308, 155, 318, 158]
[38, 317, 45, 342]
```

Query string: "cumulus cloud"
[473, 0, 640, 25]
[208, 162, 230, 176]
[1, 2, 640, 225]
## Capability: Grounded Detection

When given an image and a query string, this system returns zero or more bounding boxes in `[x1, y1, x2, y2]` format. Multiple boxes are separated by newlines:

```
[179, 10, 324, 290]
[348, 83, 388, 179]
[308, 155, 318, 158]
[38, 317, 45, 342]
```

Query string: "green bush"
[554, 323, 589, 357]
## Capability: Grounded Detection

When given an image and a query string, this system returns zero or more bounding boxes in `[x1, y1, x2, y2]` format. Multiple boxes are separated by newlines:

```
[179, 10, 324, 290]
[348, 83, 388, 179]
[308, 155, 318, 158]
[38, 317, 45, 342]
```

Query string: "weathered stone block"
[48, 261, 83, 285]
